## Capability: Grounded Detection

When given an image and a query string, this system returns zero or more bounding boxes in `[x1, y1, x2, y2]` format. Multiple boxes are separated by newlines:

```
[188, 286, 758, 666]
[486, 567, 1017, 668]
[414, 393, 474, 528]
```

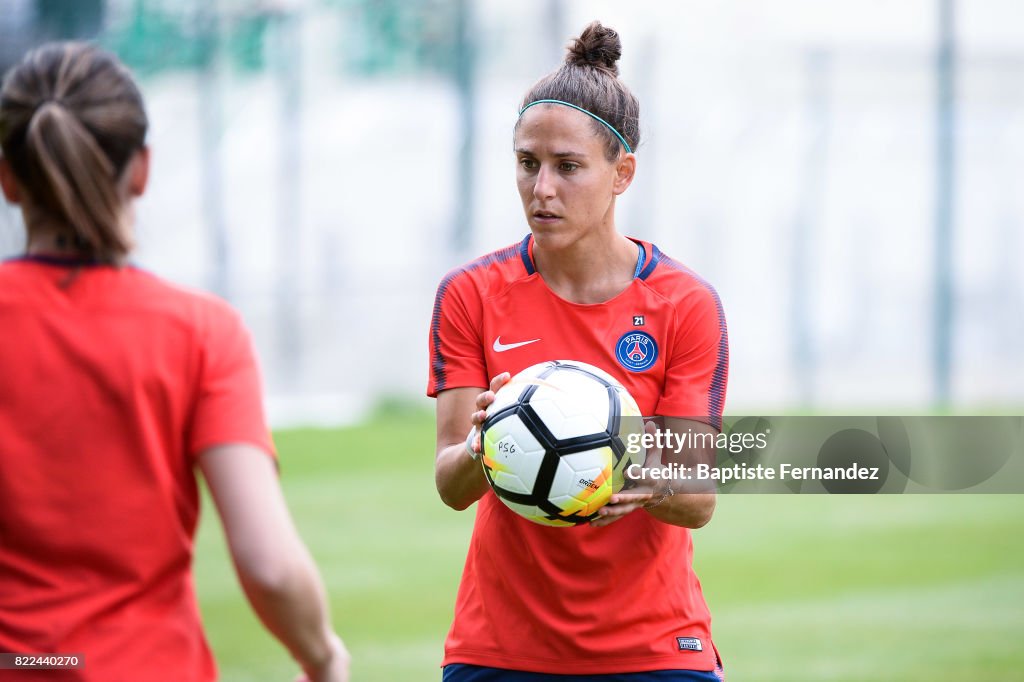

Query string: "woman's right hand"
[466, 372, 511, 456]
[295, 632, 350, 682]
[435, 372, 512, 510]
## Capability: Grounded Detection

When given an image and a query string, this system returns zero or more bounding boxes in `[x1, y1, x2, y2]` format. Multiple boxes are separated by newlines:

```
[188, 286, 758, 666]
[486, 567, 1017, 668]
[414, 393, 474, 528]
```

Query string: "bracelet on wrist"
[465, 426, 480, 461]
[645, 482, 674, 509]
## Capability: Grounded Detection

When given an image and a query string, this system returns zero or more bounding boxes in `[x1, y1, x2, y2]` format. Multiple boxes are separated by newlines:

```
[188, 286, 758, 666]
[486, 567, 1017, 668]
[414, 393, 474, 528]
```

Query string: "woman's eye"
[560, 162, 579, 172]
[520, 158, 538, 170]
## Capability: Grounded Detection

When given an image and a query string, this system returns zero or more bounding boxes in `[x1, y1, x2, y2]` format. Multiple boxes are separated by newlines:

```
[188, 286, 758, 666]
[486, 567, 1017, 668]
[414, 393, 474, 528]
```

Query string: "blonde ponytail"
[25, 100, 131, 258]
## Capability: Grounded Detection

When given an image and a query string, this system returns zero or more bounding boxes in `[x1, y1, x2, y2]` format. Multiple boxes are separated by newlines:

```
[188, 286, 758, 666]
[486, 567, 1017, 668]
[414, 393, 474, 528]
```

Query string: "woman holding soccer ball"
[0, 43, 348, 681]
[429, 21, 729, 682]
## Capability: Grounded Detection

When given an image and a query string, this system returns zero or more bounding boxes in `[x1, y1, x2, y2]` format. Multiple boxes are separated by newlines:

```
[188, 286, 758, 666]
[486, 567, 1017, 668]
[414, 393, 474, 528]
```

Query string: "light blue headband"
[518, 99, 633, 154]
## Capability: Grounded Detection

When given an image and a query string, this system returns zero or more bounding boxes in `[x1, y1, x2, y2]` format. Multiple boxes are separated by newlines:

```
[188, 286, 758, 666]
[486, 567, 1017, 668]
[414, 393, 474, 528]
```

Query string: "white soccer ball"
[480, 360, 646, 526]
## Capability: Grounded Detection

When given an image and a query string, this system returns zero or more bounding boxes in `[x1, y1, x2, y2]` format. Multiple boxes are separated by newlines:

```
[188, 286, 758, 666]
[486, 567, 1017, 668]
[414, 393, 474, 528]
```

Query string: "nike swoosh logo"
[493, 336, 541, 353]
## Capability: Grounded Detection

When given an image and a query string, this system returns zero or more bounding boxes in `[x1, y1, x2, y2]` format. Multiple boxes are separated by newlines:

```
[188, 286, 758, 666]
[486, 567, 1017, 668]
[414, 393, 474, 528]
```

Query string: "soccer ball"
[480, 360, 645, 526]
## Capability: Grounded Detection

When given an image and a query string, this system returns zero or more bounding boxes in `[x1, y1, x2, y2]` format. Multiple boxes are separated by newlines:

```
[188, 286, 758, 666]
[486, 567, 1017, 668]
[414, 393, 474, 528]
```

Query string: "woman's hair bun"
[566, 21, 622, 75]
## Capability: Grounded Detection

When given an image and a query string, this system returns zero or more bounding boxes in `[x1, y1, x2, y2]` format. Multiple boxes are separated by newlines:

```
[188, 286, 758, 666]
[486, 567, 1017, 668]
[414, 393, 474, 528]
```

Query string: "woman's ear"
[126, 146, 150, 198]
[612, 152, 636, 196]
[0, 157, 22, 204]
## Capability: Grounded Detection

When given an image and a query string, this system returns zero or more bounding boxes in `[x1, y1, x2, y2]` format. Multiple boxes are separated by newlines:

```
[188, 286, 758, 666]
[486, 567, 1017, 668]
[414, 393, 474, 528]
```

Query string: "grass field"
[195, 408, 1024, 681]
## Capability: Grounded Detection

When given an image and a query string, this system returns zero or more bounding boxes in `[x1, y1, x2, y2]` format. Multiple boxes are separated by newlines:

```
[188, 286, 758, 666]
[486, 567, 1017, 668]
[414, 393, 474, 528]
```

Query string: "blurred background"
[2, 0, 1022, 422]
[2, 2, 1022, 681]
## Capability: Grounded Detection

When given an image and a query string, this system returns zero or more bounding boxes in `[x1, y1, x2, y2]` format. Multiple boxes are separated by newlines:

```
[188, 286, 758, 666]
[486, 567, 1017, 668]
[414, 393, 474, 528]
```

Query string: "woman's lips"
[532, 211, 561, 224]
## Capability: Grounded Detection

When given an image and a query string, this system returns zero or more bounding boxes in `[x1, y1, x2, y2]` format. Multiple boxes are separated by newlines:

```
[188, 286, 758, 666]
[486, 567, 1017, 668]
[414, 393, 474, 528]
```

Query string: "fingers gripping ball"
[480, 360, 645, 526]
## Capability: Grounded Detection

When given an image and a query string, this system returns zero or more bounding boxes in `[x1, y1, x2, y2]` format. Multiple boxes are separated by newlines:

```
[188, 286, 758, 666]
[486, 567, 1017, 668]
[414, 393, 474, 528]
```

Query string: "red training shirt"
[0, 257, 274, 682]
[428, 235, 729, 675]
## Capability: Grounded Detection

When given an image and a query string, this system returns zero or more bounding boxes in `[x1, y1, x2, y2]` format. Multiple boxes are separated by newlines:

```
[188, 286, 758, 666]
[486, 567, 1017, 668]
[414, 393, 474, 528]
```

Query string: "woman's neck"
[26, 230, 89, 257]
[23, 224, 122, 265]
[533, 230, 640, 305]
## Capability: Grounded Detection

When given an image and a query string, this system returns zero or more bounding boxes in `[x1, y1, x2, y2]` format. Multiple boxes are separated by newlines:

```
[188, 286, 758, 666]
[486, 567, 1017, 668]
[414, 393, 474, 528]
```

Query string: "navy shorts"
[442, 664, 724, 682]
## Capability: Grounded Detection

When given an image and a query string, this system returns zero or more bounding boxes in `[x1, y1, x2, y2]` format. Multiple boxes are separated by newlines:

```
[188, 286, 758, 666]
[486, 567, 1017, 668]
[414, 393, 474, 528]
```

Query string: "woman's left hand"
[590, 420, 664, 527]
[589, 491, 655, 527]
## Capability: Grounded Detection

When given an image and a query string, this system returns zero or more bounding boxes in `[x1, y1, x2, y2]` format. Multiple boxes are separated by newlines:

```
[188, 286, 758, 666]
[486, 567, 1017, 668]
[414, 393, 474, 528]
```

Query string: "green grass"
[195, 410, 1024, 681]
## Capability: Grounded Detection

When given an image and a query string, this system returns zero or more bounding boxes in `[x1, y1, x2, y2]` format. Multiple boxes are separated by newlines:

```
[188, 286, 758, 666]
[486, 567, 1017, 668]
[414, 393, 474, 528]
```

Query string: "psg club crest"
[615, 331, 658, 372]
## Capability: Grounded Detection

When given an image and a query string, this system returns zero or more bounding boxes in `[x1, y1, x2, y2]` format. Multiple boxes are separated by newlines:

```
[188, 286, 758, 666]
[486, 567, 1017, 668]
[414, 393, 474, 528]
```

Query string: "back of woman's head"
[0, 42, 147, 263]
[520, 22, 640, 160]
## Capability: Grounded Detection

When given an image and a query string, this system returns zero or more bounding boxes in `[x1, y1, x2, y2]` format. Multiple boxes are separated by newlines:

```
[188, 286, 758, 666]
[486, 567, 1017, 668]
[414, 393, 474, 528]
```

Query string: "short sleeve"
[427, 271, 487, 396]
[655, 284, 729, 429]
[187, 303, 275, 459]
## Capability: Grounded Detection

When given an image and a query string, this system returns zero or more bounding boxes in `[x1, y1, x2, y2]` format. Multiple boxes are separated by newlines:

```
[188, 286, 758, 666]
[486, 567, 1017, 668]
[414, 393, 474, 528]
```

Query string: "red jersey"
[427, 235, 729, 675]
[0, 257, 274, 682]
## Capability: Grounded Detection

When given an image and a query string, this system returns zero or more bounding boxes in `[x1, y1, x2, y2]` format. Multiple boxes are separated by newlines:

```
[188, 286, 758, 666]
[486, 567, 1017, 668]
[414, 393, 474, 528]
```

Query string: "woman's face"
[514, 104, 633, 251]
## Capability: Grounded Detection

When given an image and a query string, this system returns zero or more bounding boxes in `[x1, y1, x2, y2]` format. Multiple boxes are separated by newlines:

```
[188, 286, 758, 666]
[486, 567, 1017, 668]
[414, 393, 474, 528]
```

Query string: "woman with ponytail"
[0, 43, 349, 681]
[429, 23, 729, 681]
